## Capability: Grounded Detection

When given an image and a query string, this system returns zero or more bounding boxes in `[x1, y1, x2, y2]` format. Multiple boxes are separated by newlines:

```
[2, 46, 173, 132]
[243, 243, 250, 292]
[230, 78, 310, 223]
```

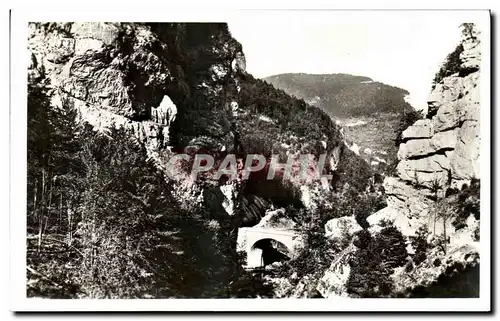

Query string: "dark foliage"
[26, 87, 251, 298]
[264, 73, 412, 118]
[347, 222, 408, 297]
[432, 44, 464, 89]
[452, 178, 480, 231]
[409, 226, 431, 265]
[226, 251, 275, 298]
[238, 73, 343, 156]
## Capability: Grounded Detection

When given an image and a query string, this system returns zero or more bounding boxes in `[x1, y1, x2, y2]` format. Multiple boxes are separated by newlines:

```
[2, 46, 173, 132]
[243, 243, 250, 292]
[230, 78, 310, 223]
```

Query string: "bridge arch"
[250, 238, 291, 267]
[237, 227, 304, 269]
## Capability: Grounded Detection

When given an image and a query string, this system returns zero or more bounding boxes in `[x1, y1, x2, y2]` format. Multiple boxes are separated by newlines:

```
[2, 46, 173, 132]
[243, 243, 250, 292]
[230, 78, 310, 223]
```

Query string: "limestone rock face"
[450, 120, 480, 185]
[402, 119, 434, 139]
[367, 23, 482, 296]
[28, 22, 178, 161]
[392, 23, 481, 192]
[397, 155, 450, 188]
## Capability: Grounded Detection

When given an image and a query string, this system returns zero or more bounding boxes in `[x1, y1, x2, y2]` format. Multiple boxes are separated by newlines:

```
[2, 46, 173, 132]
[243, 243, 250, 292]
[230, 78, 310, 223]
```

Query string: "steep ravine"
[27, 22, 481, 299]
[27, 22, 372, 257]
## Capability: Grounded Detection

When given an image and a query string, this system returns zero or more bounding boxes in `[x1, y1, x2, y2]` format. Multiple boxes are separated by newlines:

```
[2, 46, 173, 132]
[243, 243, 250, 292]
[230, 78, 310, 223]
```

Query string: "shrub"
[432, 43, 464, 89]
[409, 226, 431, 265]
[347, 221, 408, 297]
[394, 108, 424, 147]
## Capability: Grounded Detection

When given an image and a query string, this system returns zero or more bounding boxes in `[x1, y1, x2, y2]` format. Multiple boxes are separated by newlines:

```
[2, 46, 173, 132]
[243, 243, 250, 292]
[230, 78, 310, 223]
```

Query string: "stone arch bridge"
[236, 227, 305, 269]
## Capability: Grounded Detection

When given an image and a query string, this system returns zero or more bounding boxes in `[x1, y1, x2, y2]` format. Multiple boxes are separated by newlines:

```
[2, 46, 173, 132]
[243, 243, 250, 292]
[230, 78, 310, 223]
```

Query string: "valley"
[24, 21, 482, 301]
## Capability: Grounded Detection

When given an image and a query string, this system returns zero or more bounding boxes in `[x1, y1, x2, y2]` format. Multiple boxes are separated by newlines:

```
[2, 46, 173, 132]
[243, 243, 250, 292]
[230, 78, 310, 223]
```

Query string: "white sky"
[228, 19, 464, 111]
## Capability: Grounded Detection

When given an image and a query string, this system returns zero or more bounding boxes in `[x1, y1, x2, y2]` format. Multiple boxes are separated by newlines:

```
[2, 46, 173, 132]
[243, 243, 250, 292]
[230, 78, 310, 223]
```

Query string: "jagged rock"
[431, 73, 480, 132]
[324, 216, 362, 240]
[398, 129, 458, 160]
[151, 95, 177, 125]
[402, 119, 434, 139]
[28, 22, 181, 166]
[431, 129, 460, 151]
[397, 155, 450, 188]
[45, 35, 75, 64]
[367, 206, 415, 236]
[29, 22, 174, 120]
[427, 75, 465, 114]
[203, 185, 239, 221]
[372, 23, 481, 297]
[219, 183, 237, 216]
[231, 51, 246, 73]
[316, 244, 356, 298]
[398, 140, 431, 160]
[71, 22, 121, 45]
[382, 177, 432, 220]
[460, 24, 481, 70]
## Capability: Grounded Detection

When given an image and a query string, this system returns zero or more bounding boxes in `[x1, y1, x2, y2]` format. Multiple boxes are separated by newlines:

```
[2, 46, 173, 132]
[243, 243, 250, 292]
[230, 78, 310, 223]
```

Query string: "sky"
[228, 19, 464, 111]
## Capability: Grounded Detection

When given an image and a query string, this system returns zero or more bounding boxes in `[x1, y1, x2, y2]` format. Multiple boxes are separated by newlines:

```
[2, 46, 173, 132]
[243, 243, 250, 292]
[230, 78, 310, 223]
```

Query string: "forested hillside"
[27, 22, 377, 298]
[263, 73, 417, 170]
[26, 22, 481, 300]
[264, 73, 412, 118]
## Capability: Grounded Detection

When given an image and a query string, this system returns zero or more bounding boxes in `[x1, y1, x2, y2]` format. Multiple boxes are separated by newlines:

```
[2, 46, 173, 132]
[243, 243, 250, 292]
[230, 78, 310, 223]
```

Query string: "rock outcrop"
[367, 23, 482, 295]
[316, 243, 356, 298]
[324, 215, 362, 241]
[376, 24, 481, 223]
[28, 22, 180, 163]
[28, 22, 364, 232]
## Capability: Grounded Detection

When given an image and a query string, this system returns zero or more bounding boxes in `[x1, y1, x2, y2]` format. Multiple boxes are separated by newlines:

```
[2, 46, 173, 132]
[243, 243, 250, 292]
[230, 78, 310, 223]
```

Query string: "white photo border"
[9, 7, 491, 312]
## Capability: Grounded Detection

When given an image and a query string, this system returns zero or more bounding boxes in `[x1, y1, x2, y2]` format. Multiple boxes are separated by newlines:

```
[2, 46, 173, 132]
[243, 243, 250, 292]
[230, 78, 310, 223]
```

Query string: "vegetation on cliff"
[26, 21, 481, 300]
[26, 85, 263, 298]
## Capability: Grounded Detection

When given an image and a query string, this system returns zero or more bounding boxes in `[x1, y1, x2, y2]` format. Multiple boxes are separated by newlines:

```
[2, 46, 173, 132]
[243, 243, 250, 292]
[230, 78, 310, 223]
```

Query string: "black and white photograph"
[8, 7, 491, 312]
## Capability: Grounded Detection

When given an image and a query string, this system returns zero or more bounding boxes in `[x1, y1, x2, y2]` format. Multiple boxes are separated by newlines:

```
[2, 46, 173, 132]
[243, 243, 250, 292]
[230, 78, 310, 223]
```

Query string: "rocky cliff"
[371, 23, 480, 226]
[366, 23, 481, 295]
[27, 22, 370, 230]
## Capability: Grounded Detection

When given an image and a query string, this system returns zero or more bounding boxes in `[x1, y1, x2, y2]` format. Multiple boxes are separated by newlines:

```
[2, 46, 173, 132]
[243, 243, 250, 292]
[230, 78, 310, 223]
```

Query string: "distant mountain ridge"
[263, 73, 415, 169]
[263, 73, 412, 118]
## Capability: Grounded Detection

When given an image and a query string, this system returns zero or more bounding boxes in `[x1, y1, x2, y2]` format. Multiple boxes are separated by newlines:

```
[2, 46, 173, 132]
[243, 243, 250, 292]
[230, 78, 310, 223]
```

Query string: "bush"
[347, 221, 408, 297]
[432, 43, 464, 89]
[394, 108, 424, 147]
[452, 178, 480, 230]
[409, 226, 431, 265]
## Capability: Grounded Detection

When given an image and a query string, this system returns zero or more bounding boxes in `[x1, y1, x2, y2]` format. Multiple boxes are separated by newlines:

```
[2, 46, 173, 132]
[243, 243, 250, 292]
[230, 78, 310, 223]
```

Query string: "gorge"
[26, 22, 481, 299]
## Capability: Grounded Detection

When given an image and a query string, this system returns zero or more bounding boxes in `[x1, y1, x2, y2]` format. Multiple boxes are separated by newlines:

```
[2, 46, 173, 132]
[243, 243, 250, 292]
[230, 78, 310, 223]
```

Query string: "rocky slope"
[27, 22, 372, 232]
[366, 23, 482, 296]
[308, 23, 482, 299]
[371, 24, 481, 224]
